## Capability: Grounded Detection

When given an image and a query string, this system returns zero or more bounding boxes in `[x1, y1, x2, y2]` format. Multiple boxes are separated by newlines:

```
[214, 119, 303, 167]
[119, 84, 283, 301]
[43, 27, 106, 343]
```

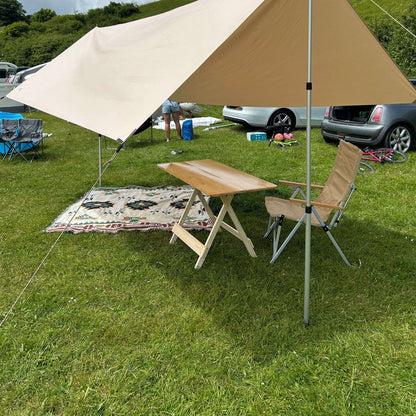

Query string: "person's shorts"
[162, 100, 180, 114]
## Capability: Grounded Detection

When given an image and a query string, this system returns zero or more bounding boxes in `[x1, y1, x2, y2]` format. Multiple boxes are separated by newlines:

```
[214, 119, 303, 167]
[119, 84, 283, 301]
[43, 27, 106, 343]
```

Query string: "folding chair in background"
[264, 140, 362, 266]
[0, 118, 19, 160]
[10, 118, 44, 162]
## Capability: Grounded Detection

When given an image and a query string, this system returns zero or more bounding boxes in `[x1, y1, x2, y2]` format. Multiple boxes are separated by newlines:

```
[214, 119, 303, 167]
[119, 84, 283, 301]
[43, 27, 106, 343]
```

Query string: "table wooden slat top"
[157, 159, 276, 197]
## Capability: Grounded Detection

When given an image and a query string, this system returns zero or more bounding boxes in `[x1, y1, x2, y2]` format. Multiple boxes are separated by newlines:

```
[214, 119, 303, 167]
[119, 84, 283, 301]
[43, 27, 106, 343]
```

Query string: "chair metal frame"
[264, 140, 362, 266]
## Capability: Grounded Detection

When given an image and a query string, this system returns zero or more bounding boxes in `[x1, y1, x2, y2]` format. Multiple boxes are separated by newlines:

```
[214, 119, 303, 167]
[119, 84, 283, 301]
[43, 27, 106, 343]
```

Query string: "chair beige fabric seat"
[264, 140, 362, 265]
[265, 196, 329, 226]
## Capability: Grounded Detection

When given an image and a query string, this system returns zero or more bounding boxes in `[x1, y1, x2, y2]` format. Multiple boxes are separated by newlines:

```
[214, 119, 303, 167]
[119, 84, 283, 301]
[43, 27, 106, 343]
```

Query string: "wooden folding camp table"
[157, 159, 277, 269]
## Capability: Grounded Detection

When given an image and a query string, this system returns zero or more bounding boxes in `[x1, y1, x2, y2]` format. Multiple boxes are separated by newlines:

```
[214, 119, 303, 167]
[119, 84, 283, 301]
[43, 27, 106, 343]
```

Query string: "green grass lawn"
[349, 0, 411, 20]
[350, 0, 411, 20]
[1, 107, 416, 415]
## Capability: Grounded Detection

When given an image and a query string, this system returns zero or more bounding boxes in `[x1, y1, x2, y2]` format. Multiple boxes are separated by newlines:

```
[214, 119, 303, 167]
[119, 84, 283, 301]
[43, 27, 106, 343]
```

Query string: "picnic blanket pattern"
[45, 185, 213, 234]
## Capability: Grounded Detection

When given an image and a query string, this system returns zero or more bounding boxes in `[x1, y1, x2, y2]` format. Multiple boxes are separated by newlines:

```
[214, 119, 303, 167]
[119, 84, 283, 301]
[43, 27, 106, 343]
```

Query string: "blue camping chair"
[1, 117, 44, 162]
[0, 111, 23, 158]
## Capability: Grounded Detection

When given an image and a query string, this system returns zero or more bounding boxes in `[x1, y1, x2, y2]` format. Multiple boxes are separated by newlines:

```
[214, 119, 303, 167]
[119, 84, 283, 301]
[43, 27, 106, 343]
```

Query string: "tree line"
[0, 0, 415, 76]
[0, 0, 142, 66]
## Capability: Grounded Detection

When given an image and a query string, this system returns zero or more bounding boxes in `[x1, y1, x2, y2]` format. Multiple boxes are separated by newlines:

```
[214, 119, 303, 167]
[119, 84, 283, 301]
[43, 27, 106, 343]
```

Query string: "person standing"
[162, 99, 183, 142]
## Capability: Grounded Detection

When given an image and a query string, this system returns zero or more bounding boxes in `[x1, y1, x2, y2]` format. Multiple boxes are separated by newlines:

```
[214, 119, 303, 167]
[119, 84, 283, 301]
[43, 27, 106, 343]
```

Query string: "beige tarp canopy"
[8, 0, 416, 143]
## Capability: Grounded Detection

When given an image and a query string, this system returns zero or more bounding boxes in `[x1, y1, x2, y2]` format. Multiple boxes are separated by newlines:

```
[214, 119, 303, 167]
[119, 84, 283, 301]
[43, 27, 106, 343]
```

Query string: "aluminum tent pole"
[98, 134, 102, 186]
[304, 0, 313, 326]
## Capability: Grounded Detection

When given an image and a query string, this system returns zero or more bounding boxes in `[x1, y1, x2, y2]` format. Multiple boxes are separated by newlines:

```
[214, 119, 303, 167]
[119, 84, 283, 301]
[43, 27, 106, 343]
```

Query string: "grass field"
[1, 105, 415, 415]
[350, 0, 411, 20]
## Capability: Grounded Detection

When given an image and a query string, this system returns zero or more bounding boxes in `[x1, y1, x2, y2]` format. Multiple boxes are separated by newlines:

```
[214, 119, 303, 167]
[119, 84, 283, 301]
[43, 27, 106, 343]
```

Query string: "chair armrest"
[289, 198, 344, 210]
[279, 180, 324, 189]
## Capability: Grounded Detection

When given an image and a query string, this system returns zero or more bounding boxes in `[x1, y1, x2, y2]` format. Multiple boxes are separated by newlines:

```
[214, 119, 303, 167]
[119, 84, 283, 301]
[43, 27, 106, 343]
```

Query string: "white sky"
[20, 0, 156, 15]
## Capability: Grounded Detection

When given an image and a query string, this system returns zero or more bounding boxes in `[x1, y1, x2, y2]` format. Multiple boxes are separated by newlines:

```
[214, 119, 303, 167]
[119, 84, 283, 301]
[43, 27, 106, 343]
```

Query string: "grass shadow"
[132, 203, 416, 363]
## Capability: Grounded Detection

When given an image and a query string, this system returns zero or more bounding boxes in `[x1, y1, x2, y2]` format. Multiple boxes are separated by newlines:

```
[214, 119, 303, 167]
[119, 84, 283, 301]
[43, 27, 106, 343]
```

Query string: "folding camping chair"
[264, 140, 362, 266]
[9, 118, 44, 162]
[0, 118, 19, 160]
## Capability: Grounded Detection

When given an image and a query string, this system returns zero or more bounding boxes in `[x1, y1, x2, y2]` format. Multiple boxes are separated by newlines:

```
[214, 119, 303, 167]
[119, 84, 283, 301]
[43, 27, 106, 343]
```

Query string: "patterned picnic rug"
[45, 185, 213, 234]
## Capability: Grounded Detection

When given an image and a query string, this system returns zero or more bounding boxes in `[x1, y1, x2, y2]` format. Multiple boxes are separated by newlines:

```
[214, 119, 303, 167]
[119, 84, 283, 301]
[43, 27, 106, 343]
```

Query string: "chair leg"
[264, 215, 285, 255]
[264, 216, 276, 238]
[310, 206, 352, 266]
[10, 143, 29, 162]
[266, 205, 353, 266]
[30, 140, 43, 162]
[323, 226, 352, 266]
[270, 213, 306, 264]
[272, 215, 284, 256]
[2, 144, 11, 160]
[7, 142, 17, 160]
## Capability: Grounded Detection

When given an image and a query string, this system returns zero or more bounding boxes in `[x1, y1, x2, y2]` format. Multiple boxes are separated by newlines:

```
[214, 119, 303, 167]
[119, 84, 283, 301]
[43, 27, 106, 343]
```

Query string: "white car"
[223, 105, 327, 129]
[0, 63, 46, 113]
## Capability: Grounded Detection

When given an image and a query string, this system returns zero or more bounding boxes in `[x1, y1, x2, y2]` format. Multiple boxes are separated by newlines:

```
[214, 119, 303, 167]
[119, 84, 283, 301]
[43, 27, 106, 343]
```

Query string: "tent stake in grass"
[203, 123, 237, 131]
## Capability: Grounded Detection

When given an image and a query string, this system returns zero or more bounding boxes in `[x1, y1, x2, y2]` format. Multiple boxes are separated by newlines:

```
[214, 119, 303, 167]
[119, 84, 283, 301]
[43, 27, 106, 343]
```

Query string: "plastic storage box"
[247, 132, 267, 141]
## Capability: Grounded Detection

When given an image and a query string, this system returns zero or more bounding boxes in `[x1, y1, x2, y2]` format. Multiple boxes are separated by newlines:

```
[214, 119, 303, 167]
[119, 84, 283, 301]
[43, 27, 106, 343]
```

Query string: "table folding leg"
[170, 189, 256, 269]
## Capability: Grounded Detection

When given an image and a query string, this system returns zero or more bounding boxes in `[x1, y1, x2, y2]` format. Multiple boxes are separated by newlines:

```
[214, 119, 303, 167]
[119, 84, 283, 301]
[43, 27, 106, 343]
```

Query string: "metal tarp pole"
[304, 0, 313, 326]
[98, 134, 102, 186]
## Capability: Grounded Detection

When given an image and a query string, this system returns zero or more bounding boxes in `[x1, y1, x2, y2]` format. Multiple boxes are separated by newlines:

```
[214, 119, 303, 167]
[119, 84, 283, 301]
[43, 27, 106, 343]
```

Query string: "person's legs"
[163, 113, 171, 142]
[178, 104, 185, 119]
[171, 111, 183, 140]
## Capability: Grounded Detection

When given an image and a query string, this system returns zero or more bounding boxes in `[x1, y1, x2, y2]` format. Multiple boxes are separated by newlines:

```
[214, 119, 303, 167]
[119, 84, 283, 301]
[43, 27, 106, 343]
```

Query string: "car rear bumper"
[223, 114, 249, 126]
[223, 107, 271, 127]
[321, 119, 386, 146]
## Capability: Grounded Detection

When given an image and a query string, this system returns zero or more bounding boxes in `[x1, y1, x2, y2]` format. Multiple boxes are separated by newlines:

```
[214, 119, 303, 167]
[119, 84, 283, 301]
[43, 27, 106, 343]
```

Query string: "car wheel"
[268, 109, 295, 129]
[384, 124, 414, 153]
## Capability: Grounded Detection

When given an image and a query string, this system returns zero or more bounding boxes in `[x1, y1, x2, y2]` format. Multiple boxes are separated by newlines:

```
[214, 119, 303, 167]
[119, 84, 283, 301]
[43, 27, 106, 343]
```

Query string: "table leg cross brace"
[170, 189, 256, 269]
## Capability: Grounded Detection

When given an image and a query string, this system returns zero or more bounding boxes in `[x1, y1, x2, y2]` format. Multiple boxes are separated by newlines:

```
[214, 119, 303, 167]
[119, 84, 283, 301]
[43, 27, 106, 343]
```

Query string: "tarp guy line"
[0, 148, 122, 329]
[369, 0, 416, 39]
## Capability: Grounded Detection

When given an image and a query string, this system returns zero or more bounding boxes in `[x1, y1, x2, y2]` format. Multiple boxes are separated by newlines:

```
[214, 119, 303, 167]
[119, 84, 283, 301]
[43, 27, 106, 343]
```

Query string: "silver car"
[321, 104, 416, 153]
[0, 63, 46, 113]
[321, 79, 416, 153]
[223, 105, 327, 129]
